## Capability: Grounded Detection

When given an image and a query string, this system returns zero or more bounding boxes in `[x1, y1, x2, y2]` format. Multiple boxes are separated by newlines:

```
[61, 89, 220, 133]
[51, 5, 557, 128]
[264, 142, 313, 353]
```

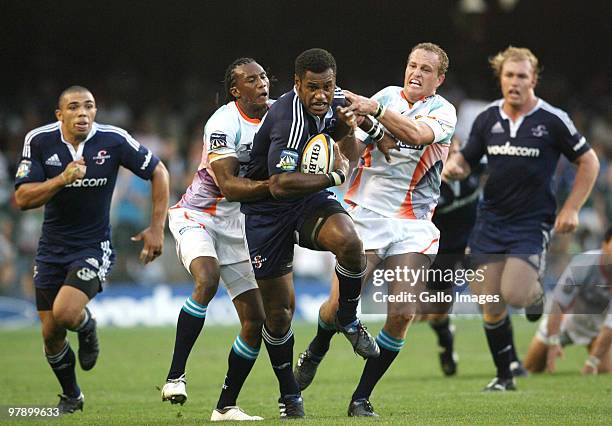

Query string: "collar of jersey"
[234, 101, 263, 124]
[498, 98, 542, 122]
[400, 90, 435, 108]
[59, 121, 98, 160]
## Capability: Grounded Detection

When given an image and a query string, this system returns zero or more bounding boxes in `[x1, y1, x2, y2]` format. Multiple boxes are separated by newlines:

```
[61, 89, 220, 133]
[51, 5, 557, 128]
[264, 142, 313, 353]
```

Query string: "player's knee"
[265, 307, 293, 335]
[387, 309, 415, 328]
[192, 270, 220, 303]
[52, 306, 81, 330]
[334, 235, 364, 270]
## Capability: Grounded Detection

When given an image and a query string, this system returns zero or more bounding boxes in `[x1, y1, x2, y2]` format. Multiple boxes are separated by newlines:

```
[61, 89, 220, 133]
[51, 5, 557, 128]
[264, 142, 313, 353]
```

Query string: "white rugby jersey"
[176, 101, 267, 216]
[345, 86, 456, 219]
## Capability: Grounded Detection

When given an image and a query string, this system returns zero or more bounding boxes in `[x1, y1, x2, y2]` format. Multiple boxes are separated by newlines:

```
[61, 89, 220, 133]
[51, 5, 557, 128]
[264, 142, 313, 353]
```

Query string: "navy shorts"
[245, 190, 347, 279]
[34, 243, 115, 293]
[467, 213, 551, 272]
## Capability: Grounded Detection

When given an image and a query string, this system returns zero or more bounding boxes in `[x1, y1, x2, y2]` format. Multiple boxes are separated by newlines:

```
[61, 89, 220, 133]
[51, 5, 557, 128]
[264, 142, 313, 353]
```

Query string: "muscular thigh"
[469, 260, 506, 317]
[500, 257, 541, 308]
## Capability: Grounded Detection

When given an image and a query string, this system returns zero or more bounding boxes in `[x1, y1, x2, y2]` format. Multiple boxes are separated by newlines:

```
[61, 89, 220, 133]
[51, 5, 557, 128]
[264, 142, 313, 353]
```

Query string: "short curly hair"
[489, 46, 540, 80]
[409, 42, 449, 76]
[295, 48, 336, 78]
[224, 57, 256, 102]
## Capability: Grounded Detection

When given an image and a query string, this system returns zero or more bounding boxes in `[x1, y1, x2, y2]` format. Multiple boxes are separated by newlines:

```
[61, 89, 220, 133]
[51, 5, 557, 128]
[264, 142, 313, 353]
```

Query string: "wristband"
[545, 334, 561, 346]
[585, 355, 601, 368]
[327, 169, 346, 187]
[366, 122, 385, 142]
[372, 102, 386, 120]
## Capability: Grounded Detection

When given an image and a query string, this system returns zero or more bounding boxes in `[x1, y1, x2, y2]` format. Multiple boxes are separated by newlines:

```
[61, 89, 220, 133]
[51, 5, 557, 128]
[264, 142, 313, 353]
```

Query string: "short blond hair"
[409, 42, 449, 76]
[489, 46, 540, 80]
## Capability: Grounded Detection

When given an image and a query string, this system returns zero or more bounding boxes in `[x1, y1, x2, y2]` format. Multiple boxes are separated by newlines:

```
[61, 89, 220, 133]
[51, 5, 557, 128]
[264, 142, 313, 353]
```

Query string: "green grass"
[1, 319, 611, 424]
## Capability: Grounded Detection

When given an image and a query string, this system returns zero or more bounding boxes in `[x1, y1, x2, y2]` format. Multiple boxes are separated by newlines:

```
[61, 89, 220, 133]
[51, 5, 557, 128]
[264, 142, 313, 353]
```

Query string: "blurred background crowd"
[1, 0, 610, 300]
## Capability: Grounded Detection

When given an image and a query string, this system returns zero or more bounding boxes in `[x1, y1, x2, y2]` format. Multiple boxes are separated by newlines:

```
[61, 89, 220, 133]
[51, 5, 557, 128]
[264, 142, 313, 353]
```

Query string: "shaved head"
[58, 85, 93, 109]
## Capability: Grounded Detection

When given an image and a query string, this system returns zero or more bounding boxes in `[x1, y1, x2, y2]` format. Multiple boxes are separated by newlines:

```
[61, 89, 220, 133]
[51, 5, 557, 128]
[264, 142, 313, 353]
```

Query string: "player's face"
[231, 62, 269, 109]
[500, 59, 537, 109]
[55, 91, 97, 142]
[295, 68, 336, 118]
[403, 49, 445, 103]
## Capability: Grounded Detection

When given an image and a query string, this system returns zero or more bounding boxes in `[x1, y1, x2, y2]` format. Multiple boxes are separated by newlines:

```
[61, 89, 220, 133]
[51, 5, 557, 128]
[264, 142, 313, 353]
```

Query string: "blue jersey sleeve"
[461, 111, 488, 169]
[15, 138, 46, 188]
[119, 133, 160, 180]
[267, 118, 302, 176]
[551, 113, 590, 162]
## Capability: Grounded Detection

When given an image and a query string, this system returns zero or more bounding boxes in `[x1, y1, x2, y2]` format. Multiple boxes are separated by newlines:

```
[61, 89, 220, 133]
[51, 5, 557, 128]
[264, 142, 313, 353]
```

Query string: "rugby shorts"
[536, 312, 612, 347]
[349, 205, 440, 260]
[168, 207, 257, 299]
[34, 242, 114, 310]
[468, 213, 552, 274]
[244, 190, 347, 280]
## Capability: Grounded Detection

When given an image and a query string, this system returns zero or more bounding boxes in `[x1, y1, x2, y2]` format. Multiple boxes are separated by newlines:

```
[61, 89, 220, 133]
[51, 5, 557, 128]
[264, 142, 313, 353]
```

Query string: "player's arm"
[15, 159, 86, 210]
[443, 112, 488, 181]
[343, 90, 435, 146]
[582, 322, 612, 375]
[131, 161, 169, 264]
[334, 106, 361, 163]
[269, 144, 349, 199]
[210, 156, 269, 202]
[554, 149, 599, 234]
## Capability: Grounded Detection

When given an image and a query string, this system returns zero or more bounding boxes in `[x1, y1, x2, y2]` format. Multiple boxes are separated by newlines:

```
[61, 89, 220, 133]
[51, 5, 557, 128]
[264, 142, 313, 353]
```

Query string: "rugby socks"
[167, 297, 207, 380]
[484, 315, 513, 379]
[307, 316, 337, 360]
[46, 341, 81, 398]
[352, 330, 404, 401]
[262, 325, 300, 397]
[335, 262, 367, 327]
[429, 316, 454, 353]
[74, 306, 92, 332]
[216, 335, 260, 409]
[507, 316, 520, 363]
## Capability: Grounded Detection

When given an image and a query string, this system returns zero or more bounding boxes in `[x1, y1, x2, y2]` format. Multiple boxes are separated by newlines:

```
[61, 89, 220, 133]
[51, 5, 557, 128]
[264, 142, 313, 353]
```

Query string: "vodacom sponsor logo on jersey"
[487, 141, 540, 158]
[66, 177, 108, 187]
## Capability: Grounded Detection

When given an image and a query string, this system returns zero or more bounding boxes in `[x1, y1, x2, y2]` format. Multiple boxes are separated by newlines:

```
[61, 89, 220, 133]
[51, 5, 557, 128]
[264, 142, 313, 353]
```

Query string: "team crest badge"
[16, 160, 32, 178]
[276, 149, 298, 171]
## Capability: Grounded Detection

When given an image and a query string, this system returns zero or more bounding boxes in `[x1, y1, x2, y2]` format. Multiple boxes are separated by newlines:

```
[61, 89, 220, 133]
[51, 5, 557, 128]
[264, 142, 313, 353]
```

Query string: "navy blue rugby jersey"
[461, 99, 590, 224]
[241, 87, 346, 215]
[15, 122, 159, 251]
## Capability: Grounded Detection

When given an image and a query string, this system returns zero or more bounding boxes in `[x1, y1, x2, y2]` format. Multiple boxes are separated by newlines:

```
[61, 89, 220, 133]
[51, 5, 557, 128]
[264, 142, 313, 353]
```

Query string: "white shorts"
[536, 313, 611, 346]
[168, 207, 257, 299]
[349, 205, 440, 260]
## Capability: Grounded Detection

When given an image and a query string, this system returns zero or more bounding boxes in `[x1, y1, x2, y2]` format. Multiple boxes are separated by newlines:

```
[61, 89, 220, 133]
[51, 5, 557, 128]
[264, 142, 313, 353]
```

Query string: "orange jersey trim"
[345, 145, 374, 202]
[235, 101, 261, 124]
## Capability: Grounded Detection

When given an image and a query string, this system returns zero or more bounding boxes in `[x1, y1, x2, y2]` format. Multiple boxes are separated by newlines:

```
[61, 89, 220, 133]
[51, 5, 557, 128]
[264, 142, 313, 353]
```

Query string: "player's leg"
[52, 265, 102, 373]
[37, 285, 84, 414]
[295, 252, 381, 391]
[258, 273, 304, 417]
[523, 337, 548, 373]
[213, 261, 265, 421]
[470, 259, 516, 390]
[315, 212, 379, 358]
[500, 256, 544, 376]
[163, 256, 220, 404]
[349, 252, 428, 417]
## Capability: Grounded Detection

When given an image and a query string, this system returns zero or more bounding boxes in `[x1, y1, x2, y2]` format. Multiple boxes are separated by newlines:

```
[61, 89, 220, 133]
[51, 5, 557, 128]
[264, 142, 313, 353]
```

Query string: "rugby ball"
[300, 133, 335, 174]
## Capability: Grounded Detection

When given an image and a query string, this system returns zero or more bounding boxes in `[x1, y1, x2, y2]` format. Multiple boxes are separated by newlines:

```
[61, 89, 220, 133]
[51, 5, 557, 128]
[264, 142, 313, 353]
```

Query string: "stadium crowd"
[0, 64, 610, 299]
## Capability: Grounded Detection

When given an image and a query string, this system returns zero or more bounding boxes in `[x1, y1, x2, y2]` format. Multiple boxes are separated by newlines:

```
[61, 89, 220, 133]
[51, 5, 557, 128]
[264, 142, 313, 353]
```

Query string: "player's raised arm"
[131, 161, 169, 264]
[210, 156, 270, 202]
[582, 320, 612, 375]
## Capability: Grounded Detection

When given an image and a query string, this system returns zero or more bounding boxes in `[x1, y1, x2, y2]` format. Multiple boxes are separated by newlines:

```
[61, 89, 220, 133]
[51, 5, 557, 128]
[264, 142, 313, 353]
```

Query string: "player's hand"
[545, 344, 564, 373]
[554, 207, 579, 234]
[343, 90, 378, 116]
[336, 106, 363, 129]
[61, 158, 87, 185]
[332, 143, 349, 177]
[442, 154, 467, 181]
[377, 137, 400, 163]
[131, 226, 164, 264]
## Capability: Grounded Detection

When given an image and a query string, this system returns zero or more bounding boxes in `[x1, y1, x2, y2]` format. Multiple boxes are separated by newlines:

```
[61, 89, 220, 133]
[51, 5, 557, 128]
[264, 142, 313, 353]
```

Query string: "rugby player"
[444, 46, 600, 390]
[14, 86, 169, 413]
[161, 58, 270, 421]
[241, 48, 378, 418]
[524, 227, 611, 375]
[295, 43, 457, 416]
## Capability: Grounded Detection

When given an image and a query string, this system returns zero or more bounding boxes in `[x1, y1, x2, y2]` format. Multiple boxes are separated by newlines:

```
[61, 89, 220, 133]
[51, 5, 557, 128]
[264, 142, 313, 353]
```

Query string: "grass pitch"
[1, 318, 611, 424]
